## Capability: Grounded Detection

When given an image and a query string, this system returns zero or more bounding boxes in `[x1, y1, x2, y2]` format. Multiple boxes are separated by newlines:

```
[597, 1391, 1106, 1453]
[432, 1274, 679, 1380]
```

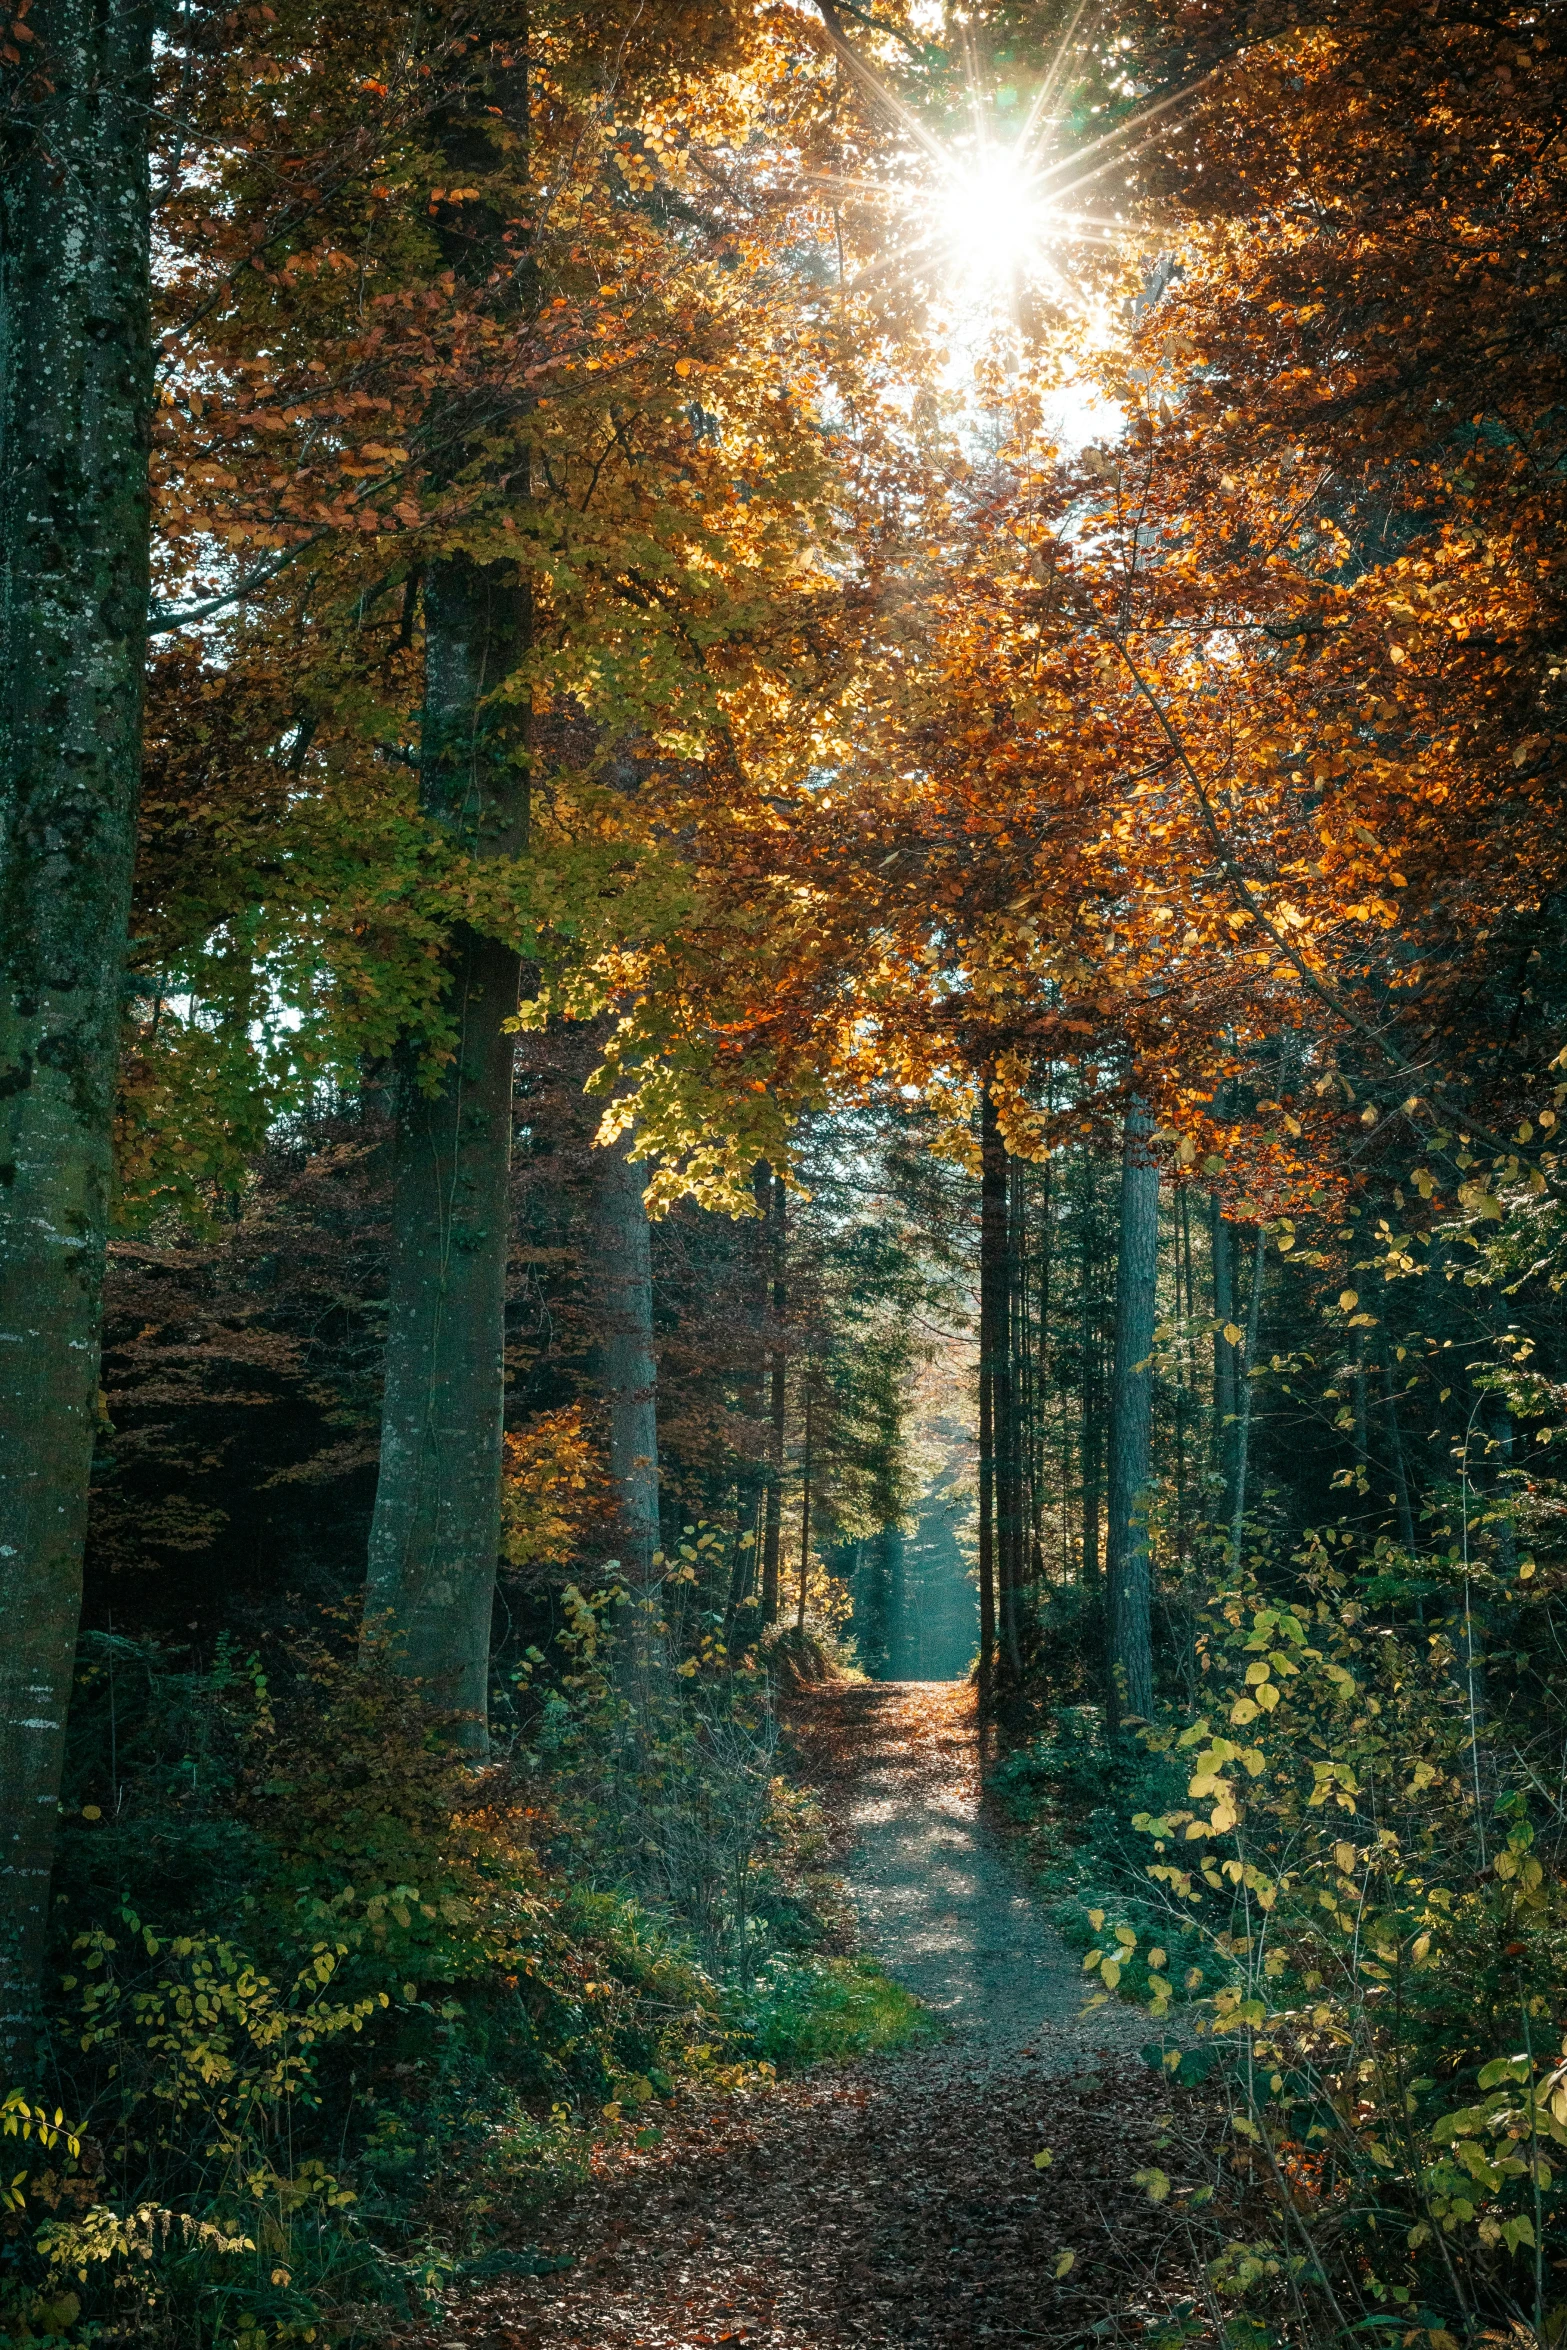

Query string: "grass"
[731, 1955, 937, 2070]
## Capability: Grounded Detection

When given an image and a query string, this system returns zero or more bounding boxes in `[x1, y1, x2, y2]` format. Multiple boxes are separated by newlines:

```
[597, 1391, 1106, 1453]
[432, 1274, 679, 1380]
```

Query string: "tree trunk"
[977, 1347, 995, 1692]
[1229, 1228, 1266, 1570]
[1210, 1199, 1238, 1526]
[1009, 1154, 1032, 1621]
[797, 1369, 813, 1631]
[0, 0, 154, 2051]
[762, 1170, 786, 1623]
[1379, 1345, 1415, 1549]
[1489, 1393, 1517, 1574]
[363, 557, 529, 1746]
[981, 1088, 1020, 1679]
[1170, 1197, 1187, 1568]
[1080, 1175, 1101, 1584]
[1107, 1101, 1159, 1720]
[884, 1522, 907, 1676]
[1035, 1149, 1053, 1580]
[590, 1127, 662, 1692]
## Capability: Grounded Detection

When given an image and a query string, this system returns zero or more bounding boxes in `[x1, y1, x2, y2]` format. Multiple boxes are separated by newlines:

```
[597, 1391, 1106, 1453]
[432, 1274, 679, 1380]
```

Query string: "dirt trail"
[440, 1679, 1196, 2350]
[820, 1679, 1148, 2062]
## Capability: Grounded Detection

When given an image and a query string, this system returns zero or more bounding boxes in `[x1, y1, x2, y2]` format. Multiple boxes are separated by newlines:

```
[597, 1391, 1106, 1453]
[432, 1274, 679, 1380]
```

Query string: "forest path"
[440, 1678, 1192, 2350]
[811, 1677, 1148, 2061]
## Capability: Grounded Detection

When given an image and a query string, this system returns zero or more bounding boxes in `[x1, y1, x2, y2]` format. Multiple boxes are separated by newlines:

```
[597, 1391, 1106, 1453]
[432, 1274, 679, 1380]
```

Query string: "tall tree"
[1080, 1167, 1103, 1586]
[362, 556, 529, 1744]
[762, 1170, 787, 1623]
[361, 15, 533, 1739]
[0, 0, 155, 2044]
[979, 1085, 1021, 1681]
[589, 1123, 662, 1697]
[1107, 1101, 1159, 1720]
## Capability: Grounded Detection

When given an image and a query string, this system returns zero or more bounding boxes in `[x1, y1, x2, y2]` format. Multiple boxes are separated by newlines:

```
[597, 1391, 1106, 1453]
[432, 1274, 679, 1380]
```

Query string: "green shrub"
[728, 1956, 934, 2071]
[1, 1638, 728, 2349]
[1003, 1535, 1567, 2344]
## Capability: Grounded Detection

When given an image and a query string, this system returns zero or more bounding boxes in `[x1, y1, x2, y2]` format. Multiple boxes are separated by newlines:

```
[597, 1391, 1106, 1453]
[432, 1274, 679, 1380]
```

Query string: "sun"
[934, 146, 1054, 291]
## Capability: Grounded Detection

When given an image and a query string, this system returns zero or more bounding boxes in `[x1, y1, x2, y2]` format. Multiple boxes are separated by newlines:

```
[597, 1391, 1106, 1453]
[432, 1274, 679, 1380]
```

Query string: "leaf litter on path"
[425, 1680, 1214, 2350]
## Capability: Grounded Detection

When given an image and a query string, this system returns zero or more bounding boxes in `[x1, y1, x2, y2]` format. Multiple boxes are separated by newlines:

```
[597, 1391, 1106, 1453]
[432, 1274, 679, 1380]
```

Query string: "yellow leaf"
[1334, 1842, 1357, 1872]
[1339, 1290, 1359, 1310]
[1100, 1957, 1122, 1989]
[1054, 2250, 1075, 2278]
[1034, 2147, 1054, 2168]
[1133, 2166, 1171, 2203]
[1223, 1322, 1244, 1346]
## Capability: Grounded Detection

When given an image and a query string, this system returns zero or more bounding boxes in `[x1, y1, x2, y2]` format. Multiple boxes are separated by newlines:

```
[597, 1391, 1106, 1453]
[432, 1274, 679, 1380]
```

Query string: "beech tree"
[361, 10, 533, 1737]
[0, 0, 155, 2041]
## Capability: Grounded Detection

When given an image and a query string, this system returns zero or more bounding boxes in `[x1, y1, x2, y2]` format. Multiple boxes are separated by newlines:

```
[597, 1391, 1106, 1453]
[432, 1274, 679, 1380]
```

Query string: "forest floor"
[434, 1680, 1209, 2350]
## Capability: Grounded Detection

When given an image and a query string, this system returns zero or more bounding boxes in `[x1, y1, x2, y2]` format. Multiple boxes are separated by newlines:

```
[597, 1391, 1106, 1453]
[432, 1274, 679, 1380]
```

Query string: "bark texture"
[0, 0, 154, 2048]
[1107, 1103, 1159, 1720]
[363, 557, 529, 1744]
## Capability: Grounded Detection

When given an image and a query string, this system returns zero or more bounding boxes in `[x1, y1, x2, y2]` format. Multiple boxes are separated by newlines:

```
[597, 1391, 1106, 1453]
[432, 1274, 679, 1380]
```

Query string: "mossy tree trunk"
[363, 557, 529, 1746]
[0, 0, 154, 2051]
[363, 16, 533, 1748]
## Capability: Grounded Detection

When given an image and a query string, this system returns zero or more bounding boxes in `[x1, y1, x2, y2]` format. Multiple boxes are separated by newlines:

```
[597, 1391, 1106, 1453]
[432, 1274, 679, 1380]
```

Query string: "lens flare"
[935, 149, 1054, 289]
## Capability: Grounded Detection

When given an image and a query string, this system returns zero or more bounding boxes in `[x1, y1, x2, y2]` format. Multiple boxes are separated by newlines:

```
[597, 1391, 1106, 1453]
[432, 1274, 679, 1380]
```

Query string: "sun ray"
[1014, 0, 1104, 164]
[1028, 65, 1221, 200]
[805, 2, 1207, 319]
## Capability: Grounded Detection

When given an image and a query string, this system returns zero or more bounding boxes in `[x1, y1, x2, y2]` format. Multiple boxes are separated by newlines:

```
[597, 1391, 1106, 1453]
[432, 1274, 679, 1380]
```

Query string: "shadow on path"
[820, 1679, 1146, 2063]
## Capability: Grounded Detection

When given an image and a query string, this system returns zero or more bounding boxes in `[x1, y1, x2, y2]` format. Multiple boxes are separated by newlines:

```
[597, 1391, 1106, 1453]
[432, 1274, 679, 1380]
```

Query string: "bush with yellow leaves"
[1094, 1539, 1567, 2343]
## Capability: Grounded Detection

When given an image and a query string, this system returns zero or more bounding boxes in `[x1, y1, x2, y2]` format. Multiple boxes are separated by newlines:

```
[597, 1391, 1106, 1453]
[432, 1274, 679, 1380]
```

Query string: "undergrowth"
[1, 1594, 922, 2350]
[994, 1523, 1567, 2347]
